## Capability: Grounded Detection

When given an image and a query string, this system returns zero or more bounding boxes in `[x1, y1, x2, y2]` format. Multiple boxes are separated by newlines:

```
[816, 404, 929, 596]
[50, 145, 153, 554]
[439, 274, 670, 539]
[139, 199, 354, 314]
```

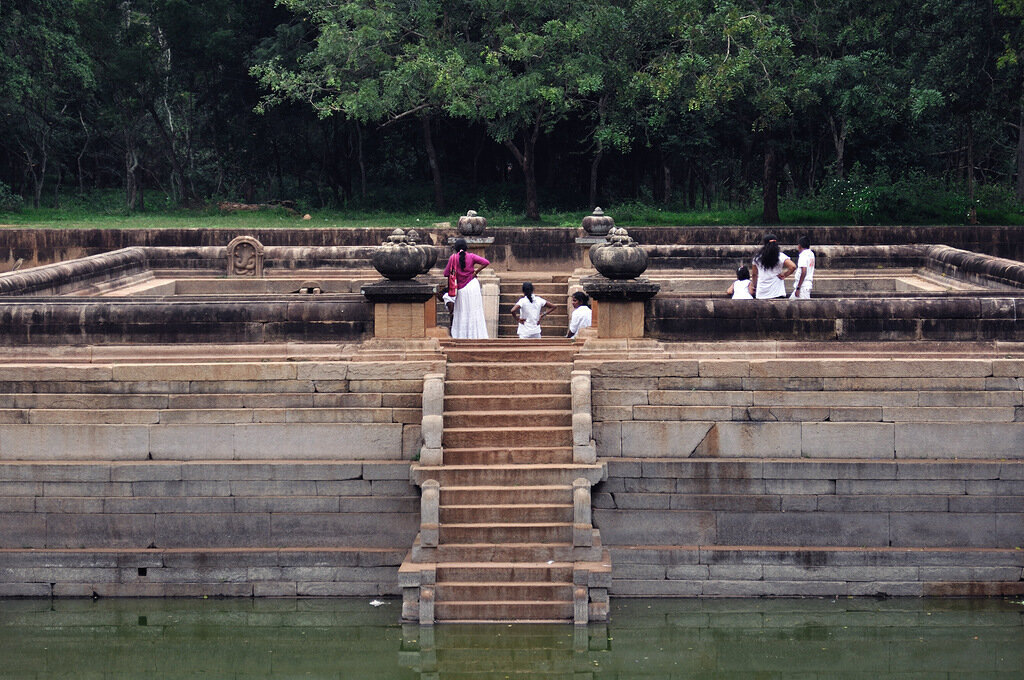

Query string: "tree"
[0, 0, 93, 207]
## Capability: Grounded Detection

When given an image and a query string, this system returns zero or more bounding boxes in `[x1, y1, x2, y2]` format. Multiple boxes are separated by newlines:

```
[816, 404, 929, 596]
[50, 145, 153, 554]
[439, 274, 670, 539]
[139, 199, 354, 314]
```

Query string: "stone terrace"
[0, 342, 442, 598]
[578, 340, 1024, 597]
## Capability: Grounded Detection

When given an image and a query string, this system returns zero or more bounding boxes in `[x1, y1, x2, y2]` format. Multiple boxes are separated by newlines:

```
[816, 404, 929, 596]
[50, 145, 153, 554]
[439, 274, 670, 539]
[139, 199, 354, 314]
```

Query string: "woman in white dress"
[749, 233, 796, 299]
[510, 282, 555, 339]
[443, 238, 489, 339]
[566, 291, 592, 338]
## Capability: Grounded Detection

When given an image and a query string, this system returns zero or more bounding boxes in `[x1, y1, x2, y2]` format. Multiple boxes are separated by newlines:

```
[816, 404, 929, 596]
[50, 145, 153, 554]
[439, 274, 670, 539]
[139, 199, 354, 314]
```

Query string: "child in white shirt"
[511, 282, 554, 339]
[790, 235, 815, 299]
[726, 266, 753, 299]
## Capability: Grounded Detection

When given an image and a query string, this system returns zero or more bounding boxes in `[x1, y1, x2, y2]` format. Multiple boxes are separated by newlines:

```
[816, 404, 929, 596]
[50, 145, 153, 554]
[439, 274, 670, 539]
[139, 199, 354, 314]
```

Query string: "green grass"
[1, 200, 1022, 229]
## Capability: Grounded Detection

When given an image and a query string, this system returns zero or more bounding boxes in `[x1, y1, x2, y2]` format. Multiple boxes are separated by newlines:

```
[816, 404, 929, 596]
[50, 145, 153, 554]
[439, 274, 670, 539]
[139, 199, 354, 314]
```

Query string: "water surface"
[1, 597, 1021, 678]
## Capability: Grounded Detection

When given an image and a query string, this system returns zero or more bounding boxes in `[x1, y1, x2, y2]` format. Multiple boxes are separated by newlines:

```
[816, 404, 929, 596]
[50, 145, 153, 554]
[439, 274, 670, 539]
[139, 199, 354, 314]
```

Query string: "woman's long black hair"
[522, 281, 534, 303]
[755, 233, 780, 270]
[572, 291, 590, 307]
[453, 238, 467, 270]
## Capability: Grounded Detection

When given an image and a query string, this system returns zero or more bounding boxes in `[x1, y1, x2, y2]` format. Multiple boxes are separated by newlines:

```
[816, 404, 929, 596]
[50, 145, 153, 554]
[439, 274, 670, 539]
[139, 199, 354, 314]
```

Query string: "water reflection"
[1, 598, 1022, 678]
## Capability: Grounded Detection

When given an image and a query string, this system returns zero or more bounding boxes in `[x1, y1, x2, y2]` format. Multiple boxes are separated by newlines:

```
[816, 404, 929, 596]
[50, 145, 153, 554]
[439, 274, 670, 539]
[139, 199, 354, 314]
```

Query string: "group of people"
[727, 234, 816, 300]
[441, 232, 815, 341]
[441, 238, 592, 340]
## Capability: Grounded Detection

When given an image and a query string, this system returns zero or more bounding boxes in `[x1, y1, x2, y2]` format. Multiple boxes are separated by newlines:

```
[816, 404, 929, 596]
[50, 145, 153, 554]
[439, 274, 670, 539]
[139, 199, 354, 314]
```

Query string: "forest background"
[4, 0, 1024, 226]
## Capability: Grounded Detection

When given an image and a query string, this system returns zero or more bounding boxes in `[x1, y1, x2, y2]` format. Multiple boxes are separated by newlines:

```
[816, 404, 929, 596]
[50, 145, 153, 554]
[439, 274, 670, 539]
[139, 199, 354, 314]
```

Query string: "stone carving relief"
[226, 236, 265, 277]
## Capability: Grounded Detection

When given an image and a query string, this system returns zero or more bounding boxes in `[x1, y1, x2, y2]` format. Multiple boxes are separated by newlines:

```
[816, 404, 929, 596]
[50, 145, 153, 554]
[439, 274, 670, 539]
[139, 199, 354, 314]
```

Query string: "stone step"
[440, 523, 573, 544]
[446, 363, 571, 381]
[444, 410, 572, 429]
[444, 394, 572, 412]
[415, 464, 604, 487]
[496, 325, 570, 337]
[441, 342, 575, 359]
[0, 407, 403, 425]
[435, 581, 573, 601]
[434, 600, 574, 622]
[440, 485, 572, 505]
[439, 504, 573, 523]
[412, 534, 604, 562]
[0, 392, 390, 410]
[435, 562, 575, 582]
[445, 380, 570, 396]
[442, 446, 574, 465]
[443, 426, 572, 449]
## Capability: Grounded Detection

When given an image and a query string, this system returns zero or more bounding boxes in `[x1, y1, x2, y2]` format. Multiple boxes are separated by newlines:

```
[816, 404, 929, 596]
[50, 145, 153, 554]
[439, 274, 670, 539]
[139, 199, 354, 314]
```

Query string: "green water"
[1, 598, 1022, 678]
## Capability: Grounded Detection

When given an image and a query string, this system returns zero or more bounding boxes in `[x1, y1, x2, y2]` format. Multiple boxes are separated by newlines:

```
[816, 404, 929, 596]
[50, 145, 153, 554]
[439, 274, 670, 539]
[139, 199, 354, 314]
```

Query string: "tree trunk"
[503, 111, 543, 221]
[125, 146, 140, 211]
[967, 117, 975, 203]
[146, 102, 187, 206]
[589, 149, 603, 209]
[762, 140, 780, 224]
[662, 163, 672, 205]
[829, 116, 846, 179]
[422, 114, 445, 213]
[356, 122, 366, 198]
[1017, 103, 1024, 201]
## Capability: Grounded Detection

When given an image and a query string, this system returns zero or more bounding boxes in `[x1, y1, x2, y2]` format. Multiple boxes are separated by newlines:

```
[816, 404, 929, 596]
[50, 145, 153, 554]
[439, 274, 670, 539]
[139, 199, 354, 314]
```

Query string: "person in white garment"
[510, 281, 555, 339]
[790, 235, 816, 299]
[726, 265, 754, 299]
[566, 291, 592, 338]
[749, 233, 796, 299]
[443, 238, 489, 339]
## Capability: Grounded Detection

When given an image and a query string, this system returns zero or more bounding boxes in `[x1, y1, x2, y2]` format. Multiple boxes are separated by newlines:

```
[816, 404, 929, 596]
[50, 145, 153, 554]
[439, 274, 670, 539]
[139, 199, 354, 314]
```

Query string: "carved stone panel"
[226, 236, 265, 277]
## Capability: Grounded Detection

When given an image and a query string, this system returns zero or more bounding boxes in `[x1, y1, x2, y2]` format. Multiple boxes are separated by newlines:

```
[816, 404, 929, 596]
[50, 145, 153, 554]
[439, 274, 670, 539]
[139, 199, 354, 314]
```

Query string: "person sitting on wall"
[726, 265, 753, 299]
[790, 235, 816, 299]
[749, 233, 796, 299]
[566, 291, 592, 338]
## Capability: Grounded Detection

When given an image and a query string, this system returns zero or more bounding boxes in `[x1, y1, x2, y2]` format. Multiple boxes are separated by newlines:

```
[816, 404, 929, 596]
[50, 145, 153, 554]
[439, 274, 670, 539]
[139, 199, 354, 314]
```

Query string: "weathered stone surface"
[801, 423, 895, 458]
[895, 423, 1024, 458]
[693, 422, 801, 458]
[620, 421, 712, 457]
[0, 425, 150, 461]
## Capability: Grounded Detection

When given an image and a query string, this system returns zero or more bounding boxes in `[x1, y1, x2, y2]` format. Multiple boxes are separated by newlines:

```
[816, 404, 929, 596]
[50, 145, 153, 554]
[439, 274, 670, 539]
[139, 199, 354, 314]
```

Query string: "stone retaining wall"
[583, 354, 1024, 597]
[0, 298, 373, 345]
[0, 355, 438, 597]
[649, 297, 1024, 341]
[4, 225, 1024, 270]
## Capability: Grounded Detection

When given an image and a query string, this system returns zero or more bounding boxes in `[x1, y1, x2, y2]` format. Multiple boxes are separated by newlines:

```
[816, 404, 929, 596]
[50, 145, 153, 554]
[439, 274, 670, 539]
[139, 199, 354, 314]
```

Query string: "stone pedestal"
[581, 276, 660, 339]
[361, 280, 438, 339]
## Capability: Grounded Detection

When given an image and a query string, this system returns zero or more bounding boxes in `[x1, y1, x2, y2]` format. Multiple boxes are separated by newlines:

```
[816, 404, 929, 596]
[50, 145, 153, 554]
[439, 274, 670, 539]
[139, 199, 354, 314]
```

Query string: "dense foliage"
[2, 0, 1023, 223]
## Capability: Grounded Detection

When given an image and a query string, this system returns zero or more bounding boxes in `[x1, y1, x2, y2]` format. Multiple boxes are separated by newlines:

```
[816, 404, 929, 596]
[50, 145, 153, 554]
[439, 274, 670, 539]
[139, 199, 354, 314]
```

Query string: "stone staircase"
[401, 339, 610, 624]
[496, 275, 569, 338]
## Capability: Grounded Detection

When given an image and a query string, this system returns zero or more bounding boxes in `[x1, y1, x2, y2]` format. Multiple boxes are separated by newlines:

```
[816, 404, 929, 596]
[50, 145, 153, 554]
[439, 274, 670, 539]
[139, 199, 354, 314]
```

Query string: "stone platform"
[0, 339, 1021, 606]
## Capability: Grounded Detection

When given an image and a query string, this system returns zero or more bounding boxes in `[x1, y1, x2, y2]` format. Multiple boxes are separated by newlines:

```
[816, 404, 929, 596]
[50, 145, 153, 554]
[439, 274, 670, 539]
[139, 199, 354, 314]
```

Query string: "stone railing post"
[419, 373, 444, 466]
[420, 479, 440, 548]
[573, 477, 592, 547]
[571, 370, 596, 464]
[573, 586, 589, 625]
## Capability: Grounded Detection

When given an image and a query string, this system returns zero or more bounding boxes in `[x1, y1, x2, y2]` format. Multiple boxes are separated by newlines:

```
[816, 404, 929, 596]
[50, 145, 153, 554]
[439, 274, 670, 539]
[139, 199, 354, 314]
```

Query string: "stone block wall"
[583, 355, 1024, 596]
[0, 356, 440, 597]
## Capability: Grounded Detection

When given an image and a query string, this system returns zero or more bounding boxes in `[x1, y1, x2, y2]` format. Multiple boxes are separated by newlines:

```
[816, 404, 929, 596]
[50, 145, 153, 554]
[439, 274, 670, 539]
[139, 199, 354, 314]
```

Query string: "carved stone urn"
[581, 207, 614, 237]
[371, 229, 424, 280]
[406, 229, 439, 274]
[457, 210, 487, 236]
[589, 227, 649, 279]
